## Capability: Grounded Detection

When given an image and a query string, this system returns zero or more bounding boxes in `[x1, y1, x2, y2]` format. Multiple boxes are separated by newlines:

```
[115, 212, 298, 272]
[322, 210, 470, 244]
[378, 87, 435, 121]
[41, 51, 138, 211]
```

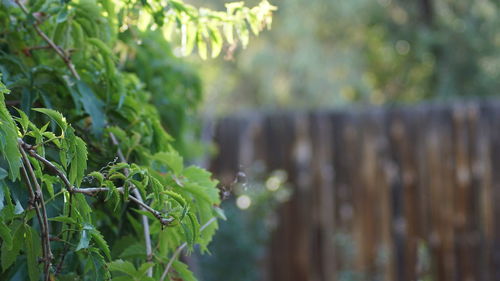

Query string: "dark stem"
[14, 0, 81, 80]
[109, 132, 154, 276]
[19, 143, 53, 281]
[55, 193, 73, 275]
[18, 138, 172, 226]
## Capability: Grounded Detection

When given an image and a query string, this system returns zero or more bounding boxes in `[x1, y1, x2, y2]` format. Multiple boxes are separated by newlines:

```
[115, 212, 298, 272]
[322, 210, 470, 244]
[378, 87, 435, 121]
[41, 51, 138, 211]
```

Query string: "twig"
[54, 193, 72, 275]
[19, 143, 53, 281]
[19, 162, 47, 267]
[109, 132, 154, 277]
[159, 217, 217, 281]
[14, 0, 80, 80]
[20, 140, 73, 192]
[18, 139, 173, 226]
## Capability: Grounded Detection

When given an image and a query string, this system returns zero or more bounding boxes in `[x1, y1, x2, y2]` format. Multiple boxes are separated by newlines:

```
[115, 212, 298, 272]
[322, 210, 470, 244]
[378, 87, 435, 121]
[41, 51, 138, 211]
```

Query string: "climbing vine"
[0, 0, 275, 280]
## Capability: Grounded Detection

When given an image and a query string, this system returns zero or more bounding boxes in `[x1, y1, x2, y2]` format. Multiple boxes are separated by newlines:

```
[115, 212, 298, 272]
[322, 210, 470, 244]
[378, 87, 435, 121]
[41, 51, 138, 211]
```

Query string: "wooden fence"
[209, 101, 500, 281]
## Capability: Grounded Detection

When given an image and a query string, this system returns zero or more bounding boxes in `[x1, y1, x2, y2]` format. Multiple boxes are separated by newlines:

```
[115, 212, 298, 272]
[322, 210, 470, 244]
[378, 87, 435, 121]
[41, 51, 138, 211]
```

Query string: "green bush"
[0, 0, 274, 280]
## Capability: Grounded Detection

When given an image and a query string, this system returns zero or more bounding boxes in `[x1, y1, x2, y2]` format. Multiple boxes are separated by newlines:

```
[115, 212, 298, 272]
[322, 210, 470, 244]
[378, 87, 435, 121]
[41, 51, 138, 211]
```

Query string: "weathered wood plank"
[209, 101, 500, 281]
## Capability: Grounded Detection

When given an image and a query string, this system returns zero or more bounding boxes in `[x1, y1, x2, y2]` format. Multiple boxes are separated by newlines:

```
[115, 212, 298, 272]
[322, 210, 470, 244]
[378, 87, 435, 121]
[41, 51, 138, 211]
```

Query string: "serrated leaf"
[85, 248, 110, 280]
[14, 108, 29, 135]
[90, 228, 111, 261]
[108, 259, 137, 277]
[171, 260, 196, 281]
[69, 136, 88, 187]
[89, 171, 104, 185]
[0, 86, 21, 180]
[33, 108, 68, 131]
[158, 151, 183, 175]
[24, 225, 41, 281]
[182, 212, 199, 248]
[1, 221, 22, 272]
[119, 243, 146, 260]
[42, 174, 57, 198]
[163, 190, 187, 208]
[0, 220, 12, 250]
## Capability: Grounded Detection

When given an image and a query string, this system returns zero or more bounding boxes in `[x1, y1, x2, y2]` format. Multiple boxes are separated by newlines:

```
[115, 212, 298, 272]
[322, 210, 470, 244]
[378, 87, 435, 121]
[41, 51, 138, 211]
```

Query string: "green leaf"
[13, 199, 23, 215]
[89, 171, 105, 185]
[56, 8, 69, 23]
[24, 225, 41, 281]
[14, 108, 29, 135]
[0, 79, 9, 95]
[42, 174, 57, 198]
[69, 136, 88, 186]
[48, 216, 77, 224]
[85, 247, 110, 280]
[0, 84, 21, 180]
[214, 206, 227, 220]
[136, 262, 154, 277]
[33, 108, 68, 131]
[119, 243, 146, 260]
[197, 32, 208, 60]
[158, 151, 183, 175]
[87, 37, 114, 57]
[182, 212, 199, 248]
[0, 220, 12, 250]
[223, 22, 234, 44]
[90, 228, 111, 261]
[1, 221, 23, 272]
[0, 168, 7, 180]
[182, 22, 197, 56]
[171, 260, 196, 281]
[163, 190, 187, 208]
[108, 259, 137, 277]
[76, 226, 91, 251]
[76, 80, 106, 135]
[209, 26, 223, 58]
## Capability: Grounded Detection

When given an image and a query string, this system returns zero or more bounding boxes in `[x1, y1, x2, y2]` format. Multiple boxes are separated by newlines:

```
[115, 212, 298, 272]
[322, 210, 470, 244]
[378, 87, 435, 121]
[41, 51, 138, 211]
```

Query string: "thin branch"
[18, 139, 173, 226]
[19, 162, 47, 264]
[72, 187, 173, 225]
[19, 143, 53, 281]
[14, 0, 80, 80]
[20, 141, 73, 192]
[55, 193, 73, 275]
[159, 217, 217, 281]
[109, 132, 154, 277]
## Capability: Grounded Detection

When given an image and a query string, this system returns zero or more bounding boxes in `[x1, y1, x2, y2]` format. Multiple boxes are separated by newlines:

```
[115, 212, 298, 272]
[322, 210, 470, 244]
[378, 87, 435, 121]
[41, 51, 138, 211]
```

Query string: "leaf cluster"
[0, 0, 274, 279]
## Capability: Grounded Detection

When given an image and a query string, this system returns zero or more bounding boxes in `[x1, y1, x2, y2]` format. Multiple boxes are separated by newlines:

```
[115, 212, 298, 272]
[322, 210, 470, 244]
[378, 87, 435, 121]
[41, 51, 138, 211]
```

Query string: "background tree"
[199, 0, 500, 114]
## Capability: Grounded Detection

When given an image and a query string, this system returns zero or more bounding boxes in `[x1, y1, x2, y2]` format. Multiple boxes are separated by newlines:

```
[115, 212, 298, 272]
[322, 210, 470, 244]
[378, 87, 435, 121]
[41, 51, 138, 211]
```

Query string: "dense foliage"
[0, 0, 274, 280]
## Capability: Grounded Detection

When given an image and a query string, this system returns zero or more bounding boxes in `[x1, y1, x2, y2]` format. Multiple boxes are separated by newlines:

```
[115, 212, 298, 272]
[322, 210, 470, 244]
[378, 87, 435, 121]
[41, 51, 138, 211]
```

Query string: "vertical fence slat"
[209, 102, 500, 281]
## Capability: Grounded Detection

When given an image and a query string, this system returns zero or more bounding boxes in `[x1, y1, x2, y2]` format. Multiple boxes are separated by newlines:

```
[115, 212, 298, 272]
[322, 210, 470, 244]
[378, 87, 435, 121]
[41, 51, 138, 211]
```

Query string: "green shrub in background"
[0, 0, 275, 280]
[197, 168, 290, 281]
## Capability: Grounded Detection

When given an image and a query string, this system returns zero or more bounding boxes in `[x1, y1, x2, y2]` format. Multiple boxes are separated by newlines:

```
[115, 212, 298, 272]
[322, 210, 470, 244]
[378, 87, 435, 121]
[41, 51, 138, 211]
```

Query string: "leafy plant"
[0, 0, 274, 280]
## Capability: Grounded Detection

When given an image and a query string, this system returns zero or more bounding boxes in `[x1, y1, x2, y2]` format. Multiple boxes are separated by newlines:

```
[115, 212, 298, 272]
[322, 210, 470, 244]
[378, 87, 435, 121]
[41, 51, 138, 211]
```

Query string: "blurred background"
[168, 0, 500, 280]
